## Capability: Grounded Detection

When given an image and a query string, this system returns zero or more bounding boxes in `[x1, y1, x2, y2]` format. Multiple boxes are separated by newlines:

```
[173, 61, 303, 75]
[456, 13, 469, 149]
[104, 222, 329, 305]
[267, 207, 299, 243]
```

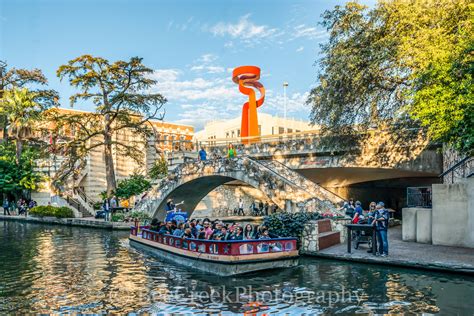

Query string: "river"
[1, 221, 473, 314]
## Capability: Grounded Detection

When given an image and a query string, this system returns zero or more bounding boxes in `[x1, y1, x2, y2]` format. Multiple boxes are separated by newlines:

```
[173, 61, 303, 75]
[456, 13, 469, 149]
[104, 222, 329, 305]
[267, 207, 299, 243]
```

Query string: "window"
[287, 128, 293, 134]
[257, 243, 270, 253]
[237, 129, 241, 137]
[182, 240, 188, 249]
[279, 127, 285, 134]
[175, 239, 181, 248]
[164, 135, 168, 145]
[209, 244, 218, 254]
[190, 242, 197, 251]
[239, 244, 254, 255]
[271, 242, 283, 252]
[198, 244, 206, 253]
[285, 242, 294, 251]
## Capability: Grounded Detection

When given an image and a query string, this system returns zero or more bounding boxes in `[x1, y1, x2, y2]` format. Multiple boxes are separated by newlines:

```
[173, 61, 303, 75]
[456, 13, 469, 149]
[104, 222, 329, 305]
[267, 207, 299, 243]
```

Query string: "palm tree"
[0, 88, 46, 164]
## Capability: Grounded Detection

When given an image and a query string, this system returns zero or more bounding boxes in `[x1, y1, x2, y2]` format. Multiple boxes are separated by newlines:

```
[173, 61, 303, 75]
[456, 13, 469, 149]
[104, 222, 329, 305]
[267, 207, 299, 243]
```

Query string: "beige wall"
[194, 113, 315, 143]
[432, 178, 474, 248]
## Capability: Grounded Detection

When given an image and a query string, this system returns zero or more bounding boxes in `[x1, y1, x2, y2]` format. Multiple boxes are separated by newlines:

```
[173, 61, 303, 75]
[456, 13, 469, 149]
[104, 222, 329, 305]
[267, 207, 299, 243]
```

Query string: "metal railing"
[406, 187, 432, 208]
[439, 156, 474, 184]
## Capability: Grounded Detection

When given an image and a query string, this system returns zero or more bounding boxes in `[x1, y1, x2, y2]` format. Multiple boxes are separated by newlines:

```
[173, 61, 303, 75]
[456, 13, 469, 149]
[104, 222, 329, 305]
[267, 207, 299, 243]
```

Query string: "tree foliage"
[0, 88, 55, 163]
[149, 156, 168, 180]
[114, 174, 152, 199]
[0, 143, 44, 198]
[309, 0, 473, 154]
[56, 55, 166, 195]
[0, 61, 58, 143]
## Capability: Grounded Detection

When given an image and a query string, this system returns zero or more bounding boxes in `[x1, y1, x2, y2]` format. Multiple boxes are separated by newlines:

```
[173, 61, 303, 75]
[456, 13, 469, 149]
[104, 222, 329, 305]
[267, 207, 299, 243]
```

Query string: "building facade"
[194, 113, 316, 143]
[21, 108, 194, 202]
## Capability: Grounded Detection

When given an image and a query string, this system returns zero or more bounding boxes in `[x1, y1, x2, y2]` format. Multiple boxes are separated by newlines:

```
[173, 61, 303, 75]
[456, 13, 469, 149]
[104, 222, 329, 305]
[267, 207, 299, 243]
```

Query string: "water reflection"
[1, 221, 473, 314]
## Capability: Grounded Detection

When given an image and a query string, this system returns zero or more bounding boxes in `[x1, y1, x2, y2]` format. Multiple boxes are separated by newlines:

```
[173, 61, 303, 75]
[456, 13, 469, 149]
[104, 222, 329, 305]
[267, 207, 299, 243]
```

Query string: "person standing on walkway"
[2, 199, 10, 216]
[103, 198, 110, 221]
[373, 202, 389, 257]
[198, 147, 207, 161]
[238, 198, 244, 216]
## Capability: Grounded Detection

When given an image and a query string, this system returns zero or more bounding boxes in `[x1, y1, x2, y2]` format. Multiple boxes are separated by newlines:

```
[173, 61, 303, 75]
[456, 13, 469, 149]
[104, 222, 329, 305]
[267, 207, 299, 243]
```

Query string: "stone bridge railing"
[135, 156, 345, 219]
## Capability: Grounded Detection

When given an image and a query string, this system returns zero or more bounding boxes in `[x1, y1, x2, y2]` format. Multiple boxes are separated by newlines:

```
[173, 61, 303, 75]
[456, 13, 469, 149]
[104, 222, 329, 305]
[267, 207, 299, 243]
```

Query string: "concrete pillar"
[402, 208, 417, 241]
[416, 208, 432, 244]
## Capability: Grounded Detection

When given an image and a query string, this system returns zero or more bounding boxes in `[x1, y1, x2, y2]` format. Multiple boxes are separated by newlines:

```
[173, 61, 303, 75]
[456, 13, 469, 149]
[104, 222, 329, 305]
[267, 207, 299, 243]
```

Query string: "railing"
[131, 226, 297, 256]
[439, 156, 474, 184]
[406, 187, 432, 208]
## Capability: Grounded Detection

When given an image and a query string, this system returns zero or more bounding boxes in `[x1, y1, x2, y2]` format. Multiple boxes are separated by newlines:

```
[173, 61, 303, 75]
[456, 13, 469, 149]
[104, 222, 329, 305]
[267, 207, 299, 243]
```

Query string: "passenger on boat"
[150, 218, 161, 232]
[204, 222, 214, 239]
[197, 227, 206, 239]
[173, 223, 184, 237]
[231, 226, 244, 240]
[259, 229, 271, 239]
[244, 224, 254, 240]
[159, 221, 173, 234]
[183, 227, 195, 239]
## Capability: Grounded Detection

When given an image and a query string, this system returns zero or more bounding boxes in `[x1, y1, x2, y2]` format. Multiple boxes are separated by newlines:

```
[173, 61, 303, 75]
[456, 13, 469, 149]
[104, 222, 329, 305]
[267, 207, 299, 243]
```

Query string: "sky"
[0, 0, 374, 130]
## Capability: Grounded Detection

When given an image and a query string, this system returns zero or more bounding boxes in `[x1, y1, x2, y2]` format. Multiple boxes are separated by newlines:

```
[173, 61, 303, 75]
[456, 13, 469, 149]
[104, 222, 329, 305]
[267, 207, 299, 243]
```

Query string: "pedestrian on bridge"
[227, 144, 237, 158]
[198, 147, 207, 161]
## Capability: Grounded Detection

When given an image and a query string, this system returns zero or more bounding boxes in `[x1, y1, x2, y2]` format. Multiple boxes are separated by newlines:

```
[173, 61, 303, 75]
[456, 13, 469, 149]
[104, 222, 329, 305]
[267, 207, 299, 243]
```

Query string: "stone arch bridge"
[136, 156, 344, 220]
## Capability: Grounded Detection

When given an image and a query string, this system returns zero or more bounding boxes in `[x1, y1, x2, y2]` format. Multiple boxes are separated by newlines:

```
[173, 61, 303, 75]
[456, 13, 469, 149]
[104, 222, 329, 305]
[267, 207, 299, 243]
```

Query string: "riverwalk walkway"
[308, 226, 474, 275]
[0, 214, 131, 230]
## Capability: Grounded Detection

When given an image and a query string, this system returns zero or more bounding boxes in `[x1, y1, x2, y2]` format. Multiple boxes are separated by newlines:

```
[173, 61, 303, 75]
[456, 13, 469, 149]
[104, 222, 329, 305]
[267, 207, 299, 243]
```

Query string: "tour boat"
[129, 226, 299, 276]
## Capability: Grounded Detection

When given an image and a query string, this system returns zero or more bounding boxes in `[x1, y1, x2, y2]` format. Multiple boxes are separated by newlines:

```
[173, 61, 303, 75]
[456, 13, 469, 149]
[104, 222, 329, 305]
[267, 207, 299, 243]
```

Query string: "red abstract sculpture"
[232, 66, 265, 144]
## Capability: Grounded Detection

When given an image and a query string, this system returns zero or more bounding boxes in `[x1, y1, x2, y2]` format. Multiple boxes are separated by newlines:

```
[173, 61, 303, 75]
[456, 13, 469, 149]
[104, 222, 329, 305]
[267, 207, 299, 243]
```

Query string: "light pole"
[283, 81, 288, 134]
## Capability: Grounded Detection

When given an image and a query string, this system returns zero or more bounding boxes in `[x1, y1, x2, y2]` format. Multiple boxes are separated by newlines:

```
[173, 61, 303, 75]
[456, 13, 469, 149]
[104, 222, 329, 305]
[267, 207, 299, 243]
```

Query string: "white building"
[194, 113, 316, 142]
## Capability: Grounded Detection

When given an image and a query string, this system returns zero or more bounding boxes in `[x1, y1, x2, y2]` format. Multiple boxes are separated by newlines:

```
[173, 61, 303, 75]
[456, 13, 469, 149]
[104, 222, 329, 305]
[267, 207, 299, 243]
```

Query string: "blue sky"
[0, 0, 374, 130]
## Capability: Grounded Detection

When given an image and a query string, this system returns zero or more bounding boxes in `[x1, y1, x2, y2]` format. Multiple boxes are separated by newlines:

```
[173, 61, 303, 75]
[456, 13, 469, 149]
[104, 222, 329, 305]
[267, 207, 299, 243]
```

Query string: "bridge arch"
[153, 173, 279, 220]
[135, 157, 343, 220]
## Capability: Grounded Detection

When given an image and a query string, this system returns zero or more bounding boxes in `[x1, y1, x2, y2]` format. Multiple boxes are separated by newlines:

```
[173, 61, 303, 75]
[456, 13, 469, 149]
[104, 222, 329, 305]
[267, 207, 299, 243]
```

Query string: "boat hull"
[129, 235, 299, 276]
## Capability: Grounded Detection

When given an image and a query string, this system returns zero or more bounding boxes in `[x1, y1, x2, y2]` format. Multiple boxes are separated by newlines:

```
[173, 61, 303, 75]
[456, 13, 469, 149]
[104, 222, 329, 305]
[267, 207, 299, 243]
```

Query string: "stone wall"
[192, 184, 272, 218]
[301, 218, 351, 253]
[301, 221, 319, 253]
[331, 218, 351, 244]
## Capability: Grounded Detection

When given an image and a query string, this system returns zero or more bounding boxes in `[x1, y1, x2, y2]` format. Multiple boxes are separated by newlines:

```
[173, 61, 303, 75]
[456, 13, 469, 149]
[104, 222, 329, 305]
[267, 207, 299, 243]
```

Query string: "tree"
[149, 156, 168, 180]
[57, 55, 166, 196]
[308, 0, 473, 154]
[115, 174, 151, 200]
[0, 142, 44, 199]
[0, 88, 55, 163]
[0, 61, 57, 142]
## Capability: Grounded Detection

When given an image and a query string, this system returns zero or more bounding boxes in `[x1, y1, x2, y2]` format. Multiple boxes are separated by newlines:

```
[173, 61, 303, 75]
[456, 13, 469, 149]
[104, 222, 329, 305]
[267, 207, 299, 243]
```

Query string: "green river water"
[1, 221, 473, 314]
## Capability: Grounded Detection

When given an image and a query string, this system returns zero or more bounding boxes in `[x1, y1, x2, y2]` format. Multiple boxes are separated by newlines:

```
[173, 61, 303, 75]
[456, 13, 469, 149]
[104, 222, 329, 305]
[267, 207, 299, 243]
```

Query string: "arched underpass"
[296, 167, 440, 215]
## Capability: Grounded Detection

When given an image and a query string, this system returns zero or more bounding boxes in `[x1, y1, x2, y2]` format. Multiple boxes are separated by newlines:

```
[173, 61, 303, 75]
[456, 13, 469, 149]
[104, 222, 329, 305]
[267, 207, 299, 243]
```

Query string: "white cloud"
[190, 54, 225, 74]
[292, 24, 327, 40]
[150, 69, 239, 102]
[209, 14, 278, 41]
[296, 46, 304, 52]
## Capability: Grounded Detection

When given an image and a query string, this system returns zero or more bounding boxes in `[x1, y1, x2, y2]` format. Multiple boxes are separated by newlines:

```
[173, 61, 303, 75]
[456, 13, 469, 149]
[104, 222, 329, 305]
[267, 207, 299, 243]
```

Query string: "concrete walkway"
[0, 214, 131, 230]
[306, 226, 474, 275]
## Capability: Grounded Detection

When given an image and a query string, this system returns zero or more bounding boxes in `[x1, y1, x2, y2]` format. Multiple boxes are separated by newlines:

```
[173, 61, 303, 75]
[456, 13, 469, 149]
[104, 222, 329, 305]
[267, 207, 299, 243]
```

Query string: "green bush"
[130, 211, 151, 221]
[263, 211, 322, 242]
[30, 205, 74, 218]
[111, 212, 125, 222]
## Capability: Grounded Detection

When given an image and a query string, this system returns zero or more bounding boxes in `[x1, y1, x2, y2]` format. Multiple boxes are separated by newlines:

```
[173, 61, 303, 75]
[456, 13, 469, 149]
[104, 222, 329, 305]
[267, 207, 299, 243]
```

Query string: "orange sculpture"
[232, 66, 265, 144]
